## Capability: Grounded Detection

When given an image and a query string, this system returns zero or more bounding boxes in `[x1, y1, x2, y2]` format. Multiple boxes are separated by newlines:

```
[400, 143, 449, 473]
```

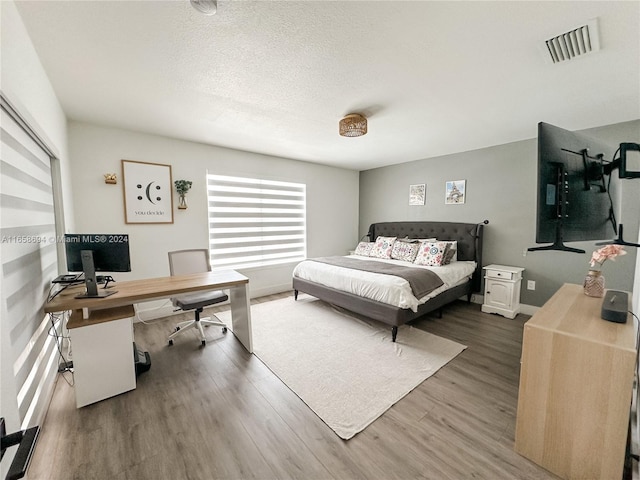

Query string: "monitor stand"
[595, 224, 640, 248]
[75, 250, 117, 299]
[528, 222, 585, 254]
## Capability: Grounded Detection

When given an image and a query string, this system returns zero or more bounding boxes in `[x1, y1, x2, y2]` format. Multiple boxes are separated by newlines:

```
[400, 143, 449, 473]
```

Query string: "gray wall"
[359, 120, 640, 307]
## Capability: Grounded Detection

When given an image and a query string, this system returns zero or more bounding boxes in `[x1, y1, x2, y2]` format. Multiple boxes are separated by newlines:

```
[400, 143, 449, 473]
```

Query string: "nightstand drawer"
[486, 269, 515, 280]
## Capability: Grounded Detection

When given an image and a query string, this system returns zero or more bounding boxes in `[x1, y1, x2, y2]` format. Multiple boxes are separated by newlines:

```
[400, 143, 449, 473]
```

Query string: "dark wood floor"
[28, 293, 560, 480]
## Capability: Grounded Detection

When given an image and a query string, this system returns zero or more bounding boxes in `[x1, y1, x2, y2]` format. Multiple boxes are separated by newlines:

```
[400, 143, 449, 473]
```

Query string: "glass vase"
[178, 194, 187, 209]
[583, 270, 605, 297]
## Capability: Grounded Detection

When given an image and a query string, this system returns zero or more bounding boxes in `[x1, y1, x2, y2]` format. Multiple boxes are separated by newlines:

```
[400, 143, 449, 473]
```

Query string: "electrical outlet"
[527, 280, 536, 290]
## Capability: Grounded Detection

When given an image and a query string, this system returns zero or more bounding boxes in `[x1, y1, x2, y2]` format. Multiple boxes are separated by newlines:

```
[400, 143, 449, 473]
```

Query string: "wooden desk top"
[525, 283, 635, 352]
[45, 270, 248, 313]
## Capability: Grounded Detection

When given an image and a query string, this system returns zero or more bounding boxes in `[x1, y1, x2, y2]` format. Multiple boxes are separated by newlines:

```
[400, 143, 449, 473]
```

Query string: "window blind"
[1, 98, 60, 430]
[207, 174, 306, 269]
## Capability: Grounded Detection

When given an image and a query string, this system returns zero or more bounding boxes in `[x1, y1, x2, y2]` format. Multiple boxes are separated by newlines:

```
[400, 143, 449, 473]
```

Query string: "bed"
[292, 221, 485, 341]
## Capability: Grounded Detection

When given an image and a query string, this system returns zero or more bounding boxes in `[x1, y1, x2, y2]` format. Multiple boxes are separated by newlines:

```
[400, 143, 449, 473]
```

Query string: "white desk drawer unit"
[68, 305, 137, 408]
[481, 264, 524, 319]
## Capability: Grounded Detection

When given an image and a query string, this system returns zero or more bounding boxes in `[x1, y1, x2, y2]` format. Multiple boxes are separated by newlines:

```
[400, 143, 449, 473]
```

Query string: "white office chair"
[167, 249, 228, 346]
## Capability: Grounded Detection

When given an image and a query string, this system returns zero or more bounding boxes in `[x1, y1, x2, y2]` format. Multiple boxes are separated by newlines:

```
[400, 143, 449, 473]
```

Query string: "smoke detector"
[542, 18, 600, 64]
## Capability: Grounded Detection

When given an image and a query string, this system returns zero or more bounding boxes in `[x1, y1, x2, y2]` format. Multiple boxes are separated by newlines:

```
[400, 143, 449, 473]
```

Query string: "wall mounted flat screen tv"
[530, 122, 619, 253]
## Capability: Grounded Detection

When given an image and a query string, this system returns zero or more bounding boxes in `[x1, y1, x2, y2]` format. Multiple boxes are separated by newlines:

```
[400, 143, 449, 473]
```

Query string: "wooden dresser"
[515, 283, 636, 479]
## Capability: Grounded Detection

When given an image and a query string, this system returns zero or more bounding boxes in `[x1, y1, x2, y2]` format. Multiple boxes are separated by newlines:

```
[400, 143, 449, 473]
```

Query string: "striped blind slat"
[207, 174, 306, 269]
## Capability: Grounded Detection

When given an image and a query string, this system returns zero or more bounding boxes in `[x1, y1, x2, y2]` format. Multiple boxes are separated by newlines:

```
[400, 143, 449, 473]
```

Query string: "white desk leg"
[229, 284, 253, 353]
[70, 317, 136, 408]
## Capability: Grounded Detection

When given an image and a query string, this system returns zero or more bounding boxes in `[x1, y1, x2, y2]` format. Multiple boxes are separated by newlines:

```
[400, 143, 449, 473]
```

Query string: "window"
[207, 174, 307, 269]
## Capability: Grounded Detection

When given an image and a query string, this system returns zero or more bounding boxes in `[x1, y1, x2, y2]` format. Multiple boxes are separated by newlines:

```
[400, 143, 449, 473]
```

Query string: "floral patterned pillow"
[369, 236, 397, 259]
[414, 241, 449, 266]
[391, 240, 420, 262]
[354, 241, 374, 256]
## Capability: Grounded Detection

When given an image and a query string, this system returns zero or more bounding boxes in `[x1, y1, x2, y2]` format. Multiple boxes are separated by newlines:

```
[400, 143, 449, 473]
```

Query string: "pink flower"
[589, 245, 627, 268]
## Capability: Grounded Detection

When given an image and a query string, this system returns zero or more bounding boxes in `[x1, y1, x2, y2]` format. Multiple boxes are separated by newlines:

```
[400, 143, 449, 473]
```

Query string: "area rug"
[217, 295, 466, 439]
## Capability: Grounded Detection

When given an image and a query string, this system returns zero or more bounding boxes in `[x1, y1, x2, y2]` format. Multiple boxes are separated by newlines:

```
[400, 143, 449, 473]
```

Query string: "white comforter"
[292, 255, 477, 312]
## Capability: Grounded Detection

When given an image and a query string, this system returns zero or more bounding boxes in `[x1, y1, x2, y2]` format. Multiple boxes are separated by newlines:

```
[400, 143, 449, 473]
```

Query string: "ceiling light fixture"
[190, 0, 217, 16]
[339, 114, 367, 137]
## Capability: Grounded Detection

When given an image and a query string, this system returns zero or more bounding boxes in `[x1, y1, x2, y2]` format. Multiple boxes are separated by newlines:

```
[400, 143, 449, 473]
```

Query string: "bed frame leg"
[392, 326, 398, 342]
[294, 290, 298, 300]
[466, 292, 472, 303]
[437, 308, 443, 319]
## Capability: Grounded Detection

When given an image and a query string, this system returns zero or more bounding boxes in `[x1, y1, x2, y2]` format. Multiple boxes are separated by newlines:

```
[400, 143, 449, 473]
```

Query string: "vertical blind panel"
[207, 174, 307, 269]
[1, 105, 59, 427]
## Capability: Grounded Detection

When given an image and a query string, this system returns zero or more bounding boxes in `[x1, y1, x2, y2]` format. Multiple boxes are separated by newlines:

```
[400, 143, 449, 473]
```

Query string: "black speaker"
[601, 290, 628, 323]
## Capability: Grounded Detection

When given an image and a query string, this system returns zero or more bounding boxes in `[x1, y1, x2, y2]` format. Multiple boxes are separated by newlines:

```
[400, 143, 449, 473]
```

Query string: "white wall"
[68, 122, 359, 317]
[1, 1, 72, 475]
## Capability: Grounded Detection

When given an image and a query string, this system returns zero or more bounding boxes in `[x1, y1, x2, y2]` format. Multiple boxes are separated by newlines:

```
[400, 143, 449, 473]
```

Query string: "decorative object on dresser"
[481, 264, 524, 319]
[293, 221, 486, 342]
[515, 283, 635, 480]
[583, 244, 627, 297]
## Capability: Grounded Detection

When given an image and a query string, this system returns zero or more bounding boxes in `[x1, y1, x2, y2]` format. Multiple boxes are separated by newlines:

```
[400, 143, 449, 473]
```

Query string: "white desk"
[46, 270, 252, 407]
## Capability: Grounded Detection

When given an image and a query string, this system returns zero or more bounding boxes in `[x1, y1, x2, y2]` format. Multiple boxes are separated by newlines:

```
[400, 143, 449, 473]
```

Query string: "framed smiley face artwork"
[122, 159, 174, 224]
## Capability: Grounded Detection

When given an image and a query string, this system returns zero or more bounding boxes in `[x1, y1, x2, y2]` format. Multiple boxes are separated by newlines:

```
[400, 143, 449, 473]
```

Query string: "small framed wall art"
[409, 184, 426, 205]
[122, 159, 174, 224]
[445, 180, 466, 204]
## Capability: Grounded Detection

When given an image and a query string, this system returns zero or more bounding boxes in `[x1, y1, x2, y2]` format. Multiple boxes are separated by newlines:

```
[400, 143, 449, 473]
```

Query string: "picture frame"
[122, 159, 174, 224]
[409, 184, 426, 205]
[445, 180, 466, 204]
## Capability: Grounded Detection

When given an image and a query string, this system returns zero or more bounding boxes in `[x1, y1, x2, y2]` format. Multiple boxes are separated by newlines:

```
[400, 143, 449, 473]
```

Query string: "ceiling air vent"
[543, 18, 600, 64]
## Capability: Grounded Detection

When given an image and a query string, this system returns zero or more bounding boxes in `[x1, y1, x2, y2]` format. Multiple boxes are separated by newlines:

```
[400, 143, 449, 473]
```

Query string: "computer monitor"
[64, 234, 131, 298]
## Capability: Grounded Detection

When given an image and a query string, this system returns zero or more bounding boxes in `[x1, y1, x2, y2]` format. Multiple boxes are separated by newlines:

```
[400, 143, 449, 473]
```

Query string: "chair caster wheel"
[168, 339, 174, 346]
[222, 327, 228, 333]
[201, 340, 206, 346]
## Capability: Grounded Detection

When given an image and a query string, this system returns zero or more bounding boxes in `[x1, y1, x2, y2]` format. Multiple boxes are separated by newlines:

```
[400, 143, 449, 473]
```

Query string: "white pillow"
[369, 236, 396, 259]
[354, 241, 373, 256]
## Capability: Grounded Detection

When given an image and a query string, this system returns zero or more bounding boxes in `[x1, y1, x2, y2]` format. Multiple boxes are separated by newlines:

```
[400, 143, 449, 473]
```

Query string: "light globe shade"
[339, 114, 367, 137]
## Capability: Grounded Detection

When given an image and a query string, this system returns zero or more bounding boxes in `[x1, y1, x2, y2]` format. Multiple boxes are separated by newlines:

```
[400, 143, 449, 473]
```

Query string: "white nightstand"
[481, 264, 525, 319]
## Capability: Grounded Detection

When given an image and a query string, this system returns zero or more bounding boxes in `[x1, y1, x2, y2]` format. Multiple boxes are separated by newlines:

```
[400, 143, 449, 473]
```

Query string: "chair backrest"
[168, 249, 211, 276]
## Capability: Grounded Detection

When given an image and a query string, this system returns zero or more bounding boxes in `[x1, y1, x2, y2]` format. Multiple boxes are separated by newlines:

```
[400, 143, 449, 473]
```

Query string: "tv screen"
[65, 234, 131, 272]
[532, 122, 619, 253]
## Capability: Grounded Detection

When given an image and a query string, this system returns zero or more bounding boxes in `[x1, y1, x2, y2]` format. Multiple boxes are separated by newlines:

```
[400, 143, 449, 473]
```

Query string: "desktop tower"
[133, 343, 151, 375]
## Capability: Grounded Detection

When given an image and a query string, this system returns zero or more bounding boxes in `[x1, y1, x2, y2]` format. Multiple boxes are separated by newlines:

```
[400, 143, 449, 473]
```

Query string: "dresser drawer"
[486, 269, 515, 280]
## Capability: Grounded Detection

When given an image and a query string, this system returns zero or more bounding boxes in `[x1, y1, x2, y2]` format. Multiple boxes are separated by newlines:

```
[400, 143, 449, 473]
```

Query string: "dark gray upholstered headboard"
[367, 221, 486, 292]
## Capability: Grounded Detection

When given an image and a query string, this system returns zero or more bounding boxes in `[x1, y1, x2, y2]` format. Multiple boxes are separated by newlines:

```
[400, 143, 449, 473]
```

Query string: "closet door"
[1, 100, 61, 433]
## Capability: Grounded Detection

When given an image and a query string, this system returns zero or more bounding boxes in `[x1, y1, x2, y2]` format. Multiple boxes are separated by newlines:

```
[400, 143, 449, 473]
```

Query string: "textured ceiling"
[13, 1, 640, 171]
